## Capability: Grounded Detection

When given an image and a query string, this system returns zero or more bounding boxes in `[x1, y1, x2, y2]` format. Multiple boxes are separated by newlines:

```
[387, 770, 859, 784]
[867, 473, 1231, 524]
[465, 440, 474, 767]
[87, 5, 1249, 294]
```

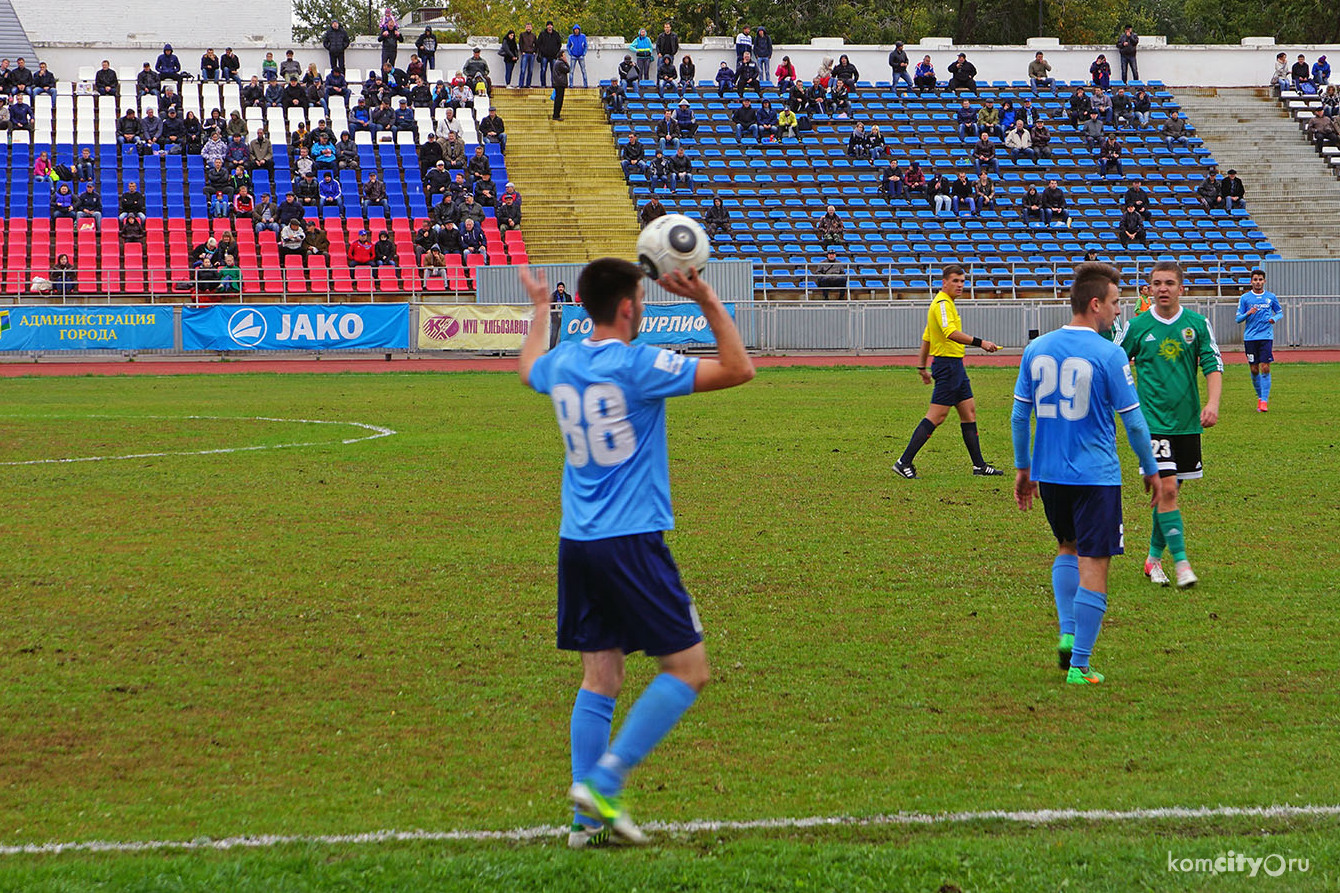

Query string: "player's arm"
[516, 266, 551, 387]
[1010, 396, 1036, 510]
[1201, 370, 1222, 428]
[916, 339, 931, 384]
[1235, 295, 1252, 322]
[1270, 297, 1283, 324]
[1118, 405, 1163, 506]
[946, 329, 1000, 353]
[658, 268, 755, 392]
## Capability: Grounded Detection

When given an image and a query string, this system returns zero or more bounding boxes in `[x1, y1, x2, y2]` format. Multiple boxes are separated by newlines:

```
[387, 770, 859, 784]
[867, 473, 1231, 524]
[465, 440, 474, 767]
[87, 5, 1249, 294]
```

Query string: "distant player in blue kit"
[1012, 263, 1163, 684]
[518, 259, 755, 847]
[1236, 268, 1283, 412]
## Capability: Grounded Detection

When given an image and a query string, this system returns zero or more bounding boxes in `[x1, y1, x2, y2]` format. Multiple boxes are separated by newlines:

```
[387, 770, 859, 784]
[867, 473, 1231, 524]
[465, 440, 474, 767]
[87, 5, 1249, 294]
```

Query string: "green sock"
[1149, 507, 1166, 560]
[1158, 509, 1187, 563]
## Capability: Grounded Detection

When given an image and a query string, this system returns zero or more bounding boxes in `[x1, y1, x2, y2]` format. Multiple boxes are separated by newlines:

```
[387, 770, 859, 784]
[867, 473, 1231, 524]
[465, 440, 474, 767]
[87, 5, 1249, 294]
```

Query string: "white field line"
[3, 804, 1338, 857]
[0, 416, 396, 466]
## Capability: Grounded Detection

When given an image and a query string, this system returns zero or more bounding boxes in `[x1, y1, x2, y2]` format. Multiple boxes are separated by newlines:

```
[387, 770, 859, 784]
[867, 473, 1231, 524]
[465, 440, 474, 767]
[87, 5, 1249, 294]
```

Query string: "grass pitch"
[0, 364, 1337, 891]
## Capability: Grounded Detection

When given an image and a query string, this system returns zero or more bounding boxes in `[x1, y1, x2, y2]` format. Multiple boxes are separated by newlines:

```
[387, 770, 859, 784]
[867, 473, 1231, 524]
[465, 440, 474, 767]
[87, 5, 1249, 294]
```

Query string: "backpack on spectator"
[53, 164, 76, 181]
[1300, 82, 1319, 95]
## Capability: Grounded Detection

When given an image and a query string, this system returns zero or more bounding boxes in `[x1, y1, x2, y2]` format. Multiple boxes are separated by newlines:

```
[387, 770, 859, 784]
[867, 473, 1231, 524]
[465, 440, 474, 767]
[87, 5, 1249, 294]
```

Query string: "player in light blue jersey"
[1012, 263, 1163, 684]
[1236, 268, 1283, 412]
[519, 259, 754, 846]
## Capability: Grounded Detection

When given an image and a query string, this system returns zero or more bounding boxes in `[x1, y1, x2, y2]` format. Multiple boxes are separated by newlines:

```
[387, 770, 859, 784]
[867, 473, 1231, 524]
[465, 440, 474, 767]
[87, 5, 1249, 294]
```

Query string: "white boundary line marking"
[0, 416, 396, 466]
[3, 804, 1338, 857]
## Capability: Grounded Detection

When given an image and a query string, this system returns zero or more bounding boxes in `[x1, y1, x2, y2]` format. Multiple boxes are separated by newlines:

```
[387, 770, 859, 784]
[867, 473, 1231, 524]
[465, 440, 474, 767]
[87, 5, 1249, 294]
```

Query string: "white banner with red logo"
[418, 305, 535, 350]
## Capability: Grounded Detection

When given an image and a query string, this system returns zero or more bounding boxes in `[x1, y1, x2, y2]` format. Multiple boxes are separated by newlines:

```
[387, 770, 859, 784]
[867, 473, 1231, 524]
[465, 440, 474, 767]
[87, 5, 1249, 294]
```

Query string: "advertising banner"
[558, 303, 733, 345]
[0, 306, 174, 351]
[418, 304, 535, 351]
[182, 304, 409, 351]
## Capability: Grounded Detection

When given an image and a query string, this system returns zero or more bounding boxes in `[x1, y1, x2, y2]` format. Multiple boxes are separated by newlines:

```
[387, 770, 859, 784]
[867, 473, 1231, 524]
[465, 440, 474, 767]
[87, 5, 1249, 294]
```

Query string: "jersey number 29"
[1031, 356, 1094, 420]
[551, 383, 636, 467]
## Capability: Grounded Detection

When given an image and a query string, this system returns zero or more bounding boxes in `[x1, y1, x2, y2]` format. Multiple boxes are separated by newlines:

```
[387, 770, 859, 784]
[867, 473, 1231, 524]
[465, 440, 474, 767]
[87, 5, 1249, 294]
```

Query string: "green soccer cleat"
[1057, 633, 1074, 670]
[569, 781, 648, 845]
[1066, 666, 1105, 685]
[567, 820, 611, 850]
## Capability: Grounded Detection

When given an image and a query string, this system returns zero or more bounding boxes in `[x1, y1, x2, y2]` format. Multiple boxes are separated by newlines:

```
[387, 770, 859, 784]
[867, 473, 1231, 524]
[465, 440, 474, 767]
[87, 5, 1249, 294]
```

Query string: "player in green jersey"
[1118, 261, 1223, 589]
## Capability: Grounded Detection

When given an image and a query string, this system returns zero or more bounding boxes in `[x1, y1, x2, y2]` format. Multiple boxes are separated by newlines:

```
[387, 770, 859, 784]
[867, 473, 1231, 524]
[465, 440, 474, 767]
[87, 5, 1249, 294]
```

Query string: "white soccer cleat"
[569, 781, 648, 845]
[1144, 558, 1170, 587]
[1174, 560, 1198, 589]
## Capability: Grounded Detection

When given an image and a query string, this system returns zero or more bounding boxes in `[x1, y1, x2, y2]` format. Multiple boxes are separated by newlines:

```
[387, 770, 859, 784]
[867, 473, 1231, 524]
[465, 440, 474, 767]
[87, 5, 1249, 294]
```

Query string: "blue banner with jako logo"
[0, 306, 174, 351]
[558, 303, 733, 345]
[182, 305, 409, 351]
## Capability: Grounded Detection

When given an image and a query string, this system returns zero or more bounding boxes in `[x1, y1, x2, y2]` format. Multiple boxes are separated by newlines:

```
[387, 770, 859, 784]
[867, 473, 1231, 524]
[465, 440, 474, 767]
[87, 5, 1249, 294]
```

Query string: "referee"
[894, 264, 1004, 479]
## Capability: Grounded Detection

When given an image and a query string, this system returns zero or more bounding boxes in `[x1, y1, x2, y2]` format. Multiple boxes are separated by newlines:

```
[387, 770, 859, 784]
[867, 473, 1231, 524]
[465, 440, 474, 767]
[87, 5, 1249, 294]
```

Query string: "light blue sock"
[571, 689, 616, 826]
[1262, 372, 1272, 401]
[1070, 587, 1108, 669]
[1250, 373, 1262, 399]
[587, 674, 698, 798]
[1052, 554, 1079, 636]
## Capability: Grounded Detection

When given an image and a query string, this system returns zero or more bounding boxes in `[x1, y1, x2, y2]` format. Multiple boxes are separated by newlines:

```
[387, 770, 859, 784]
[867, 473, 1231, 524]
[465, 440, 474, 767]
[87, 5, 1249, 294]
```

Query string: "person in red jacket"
[349, 229, 376, 268]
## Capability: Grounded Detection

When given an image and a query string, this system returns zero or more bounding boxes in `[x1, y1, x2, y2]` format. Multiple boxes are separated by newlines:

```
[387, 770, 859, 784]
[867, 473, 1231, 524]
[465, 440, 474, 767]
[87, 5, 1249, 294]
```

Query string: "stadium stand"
[2, 64, 529, 300]
[605, 77, 1277, 298]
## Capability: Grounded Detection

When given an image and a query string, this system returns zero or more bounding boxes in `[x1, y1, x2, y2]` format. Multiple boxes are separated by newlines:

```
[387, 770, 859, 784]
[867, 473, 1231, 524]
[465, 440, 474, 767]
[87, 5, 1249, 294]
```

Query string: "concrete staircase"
[1176, 86, 1340, 259]
[487, 89, 640, 265]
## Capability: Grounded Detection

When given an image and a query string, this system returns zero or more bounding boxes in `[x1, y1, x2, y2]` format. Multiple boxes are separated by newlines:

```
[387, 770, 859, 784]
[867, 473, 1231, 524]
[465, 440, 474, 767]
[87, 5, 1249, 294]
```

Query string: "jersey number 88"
[551, 383, 637, 467]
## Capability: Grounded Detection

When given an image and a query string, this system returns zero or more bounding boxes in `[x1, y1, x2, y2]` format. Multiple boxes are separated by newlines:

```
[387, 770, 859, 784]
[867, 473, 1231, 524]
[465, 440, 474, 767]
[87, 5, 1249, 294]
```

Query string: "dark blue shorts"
[1244, 339, 1274, 365]
[930, 356, 973, 406]
[1039, 483, 1125, 558]
[557, 532, 704, 657]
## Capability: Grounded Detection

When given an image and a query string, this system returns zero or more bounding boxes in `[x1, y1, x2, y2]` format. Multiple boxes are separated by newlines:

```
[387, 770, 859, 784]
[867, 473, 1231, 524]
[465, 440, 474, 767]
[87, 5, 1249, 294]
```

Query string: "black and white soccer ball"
[636, 214, 711, 280]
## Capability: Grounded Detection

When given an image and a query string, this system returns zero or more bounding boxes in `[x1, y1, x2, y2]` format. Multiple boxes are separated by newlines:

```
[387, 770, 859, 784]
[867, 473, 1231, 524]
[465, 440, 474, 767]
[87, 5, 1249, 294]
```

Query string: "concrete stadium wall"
[21, 37, 1340, 90]
[13, 0, 293, 47]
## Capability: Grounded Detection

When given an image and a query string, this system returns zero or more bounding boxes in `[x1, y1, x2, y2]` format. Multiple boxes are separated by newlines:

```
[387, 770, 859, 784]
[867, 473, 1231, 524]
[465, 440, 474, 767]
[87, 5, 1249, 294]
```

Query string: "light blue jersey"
[528, 338, 699, 541]
[1014, 325, 1143, 486]
[1236, 289, 1282, 342]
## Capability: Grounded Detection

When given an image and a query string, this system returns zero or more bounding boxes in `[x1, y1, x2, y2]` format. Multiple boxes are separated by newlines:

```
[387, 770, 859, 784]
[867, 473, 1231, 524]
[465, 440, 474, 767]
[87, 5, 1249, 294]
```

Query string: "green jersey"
[1119, 306, 1223, 435]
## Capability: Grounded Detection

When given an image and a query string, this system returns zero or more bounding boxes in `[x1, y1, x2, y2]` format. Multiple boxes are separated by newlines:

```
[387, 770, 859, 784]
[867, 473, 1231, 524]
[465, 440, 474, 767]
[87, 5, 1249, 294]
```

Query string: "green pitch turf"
[0, 365, 1337, 891]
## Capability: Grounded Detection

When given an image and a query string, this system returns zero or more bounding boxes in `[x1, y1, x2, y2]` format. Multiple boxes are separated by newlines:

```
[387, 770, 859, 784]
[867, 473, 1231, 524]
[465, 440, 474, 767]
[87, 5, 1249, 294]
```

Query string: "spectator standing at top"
[1117, 26, 1139, 82]
[416, 27, 438, 71]
[630, 28, 655, 82]
[499, 30, 520, 87]
[379, 9, 403, 67]
[552, 51, 570, 120]
[567, 25, 589, 88]
[889, 41, 912, 90]
[734, 28, 753, 66]
[655, 23, 679, 67]
[754, 28, 773, 83]
[323, 21, 351, 73]
[537, 22, 562, 88]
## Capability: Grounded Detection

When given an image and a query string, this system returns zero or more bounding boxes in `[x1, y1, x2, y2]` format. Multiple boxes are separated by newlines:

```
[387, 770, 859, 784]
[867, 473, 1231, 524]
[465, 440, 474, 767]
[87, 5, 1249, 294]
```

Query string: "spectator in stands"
[972, 132, 999, 175]
[914, 55, 937, 92]
[1306, 107, 1338, 146]
[647, 150, 670, 190]
[225, 111, 248, 142]
[295, 171, 320, 206]
[501, 181, 522, 210]
[420, 245, 449, 287]
[206, 188, 231, 220]
[392, 99, 418, 137]
[564, 25, 588, 89]
[977, 99, 1003, 138]
[8, 95, 32, 132]
[1291, 55, 1311, 90]
[217, 255, 241, 293]
[463, 47, 492, 94]
[75, 183, 102, 226]
[361, 172, 389, 210]
[814, 250, 848, 300]
[676, 55, 696, 95]
[1196, 169, 1223, 211]
[904, 160, 926, 198]
[949, 172, 975, 215]
[263, 79, 283, 108]
[731, 98, 758, 141]
[1111, 88, 1133, 127]
[158, 107, 187, 154]
[1271, 52, 1289, 95]
[789, 79, 811, 115]
[736, 52, 762, 96]
[1122, 177, 1152, 220]
[458, 193, 486, 228]
[350, 98, 374, 135]
[119, 215, 145, 243]
[703, 196, 729, 236]
[277, 192, 305, 227]
[204, 158, 233, 197]
[324, 69, 351, 111]
[30, 62, 56, 98]
[1132, 89, 1152, 128]
[190, 237, 218, 268]
[74, 147, 95, 182]
[51, 255, 76, 297]
[1081, 110, 1105, 149]
[999, 98, 1017, 130]
[31, 150, 54, 184]
[233, 185, 255, 219]
[671, 98, 698, 138]
[537, 22, 562, 87]
[757, 100, 780, 142]
[414, 220, 439, 260]
[947, 53, 978, 94]
[436, 107, 463, 140]
[734, 27, 753, 66]
[280, 220, 307, 262]
[319, 173, 344, 216]
[425, 160, 452, 198]
[1221, 169, 1246, 210]
[0, 98, 10, 133]
[1161, 111, 1190, 149]
[1028, 52, 1054, 90]
[1322, 85, 1338, 117]
[777, 105, 799, 140]
[1314, 56, 1331, 86]
[752, 26, 773, 82]
[220, 48, 241, 84]
[411, 25, 437, 71]
[1091, 54, 1111, 89]
[867, 124, 887, 160]
[889, 41, 912, 90]
[441, 131, 466, 170]
[1021, 183, 1045, 225]
[157, 84, 182, 117]
[459, 217, 486, 262]
[517, 23, 538, 87]
[1116, 26, 1139, 82]
[371, 100, 395, 134]
[282, 77, 308, 109]
[479, 106, 507, 154]
[714, 61, 734, 98]
[7, 58, 32, 95]
[156, 44, 187, 88]
[241, 75, 265, 109]
[669, 147, 694, 190]
[878, 160, 905, 201]
[230, 163, 252, 196]
[1016, 97, 1041, 128]
[827, 79, 852, 117]
[1042, 178, 1069, 226]
[774, 55, 797, 93]
[465, 145, 491, 186]
[223, 131, 247, 168]
[1005, 119, 1036, 164]
[200, 49, 220, 81]
[955, 99, 978, 140]
[1118, 202, 1147, 248]
[202, 130, 228, 168]
[639, 195, 666, 228]
[618, 132, 648, 181]
[496, 190, 522, 231]
[654, 108, 682, 151]
[1092, 88, 1113, 125]
[248, 129, 273, 173]
[974, 173, 997, 215]
[832, 54, 859, 92]
[371, 231, 398, 267]
[278, 50, 302, 82]
[815, 205, 845, 247]
[252, 194, 280, 235]
[1066, 86, 1091, 127]
[331, 133, 358, 173]
[1098, 135, 1124, 177]
[94, 60, 118, 96]
[261, 51, 278, 82]
[655, 54, 677, 96]
[118, 181, 146, 225]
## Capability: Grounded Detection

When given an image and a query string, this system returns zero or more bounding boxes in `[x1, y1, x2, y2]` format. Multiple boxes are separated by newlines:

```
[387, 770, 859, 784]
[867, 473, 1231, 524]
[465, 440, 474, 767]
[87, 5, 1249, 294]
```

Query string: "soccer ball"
[636, 214, 711, 281]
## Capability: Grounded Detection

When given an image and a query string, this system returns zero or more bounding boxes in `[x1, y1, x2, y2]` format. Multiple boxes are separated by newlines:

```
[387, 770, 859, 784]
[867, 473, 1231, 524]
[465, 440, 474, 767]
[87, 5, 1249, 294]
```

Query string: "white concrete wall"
[12, 0, 293, 45]
[20, 37, 1340, 89]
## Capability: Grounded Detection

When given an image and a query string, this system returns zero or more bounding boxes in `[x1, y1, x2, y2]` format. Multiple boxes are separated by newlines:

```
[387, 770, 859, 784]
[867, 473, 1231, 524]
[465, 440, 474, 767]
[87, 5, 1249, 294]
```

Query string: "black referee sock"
[961, 421, 987, 467]
[900, 418, 937, 465]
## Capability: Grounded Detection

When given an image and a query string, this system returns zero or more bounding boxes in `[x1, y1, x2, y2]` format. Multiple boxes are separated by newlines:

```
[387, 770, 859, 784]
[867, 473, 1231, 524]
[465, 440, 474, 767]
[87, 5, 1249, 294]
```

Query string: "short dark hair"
[942, 264, 966, 280]
[1070, 262, 1120, 314]
[1150, 260, 1184, 284]
[578, 258, 643, 325]
[1251, 268, 1266, 278]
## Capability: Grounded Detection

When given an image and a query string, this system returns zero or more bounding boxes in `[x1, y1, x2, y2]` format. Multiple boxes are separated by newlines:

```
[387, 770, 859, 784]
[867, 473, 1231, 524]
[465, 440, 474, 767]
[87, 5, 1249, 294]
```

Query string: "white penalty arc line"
[3, 803, 1339, 857]
[0, 416, 396, 466]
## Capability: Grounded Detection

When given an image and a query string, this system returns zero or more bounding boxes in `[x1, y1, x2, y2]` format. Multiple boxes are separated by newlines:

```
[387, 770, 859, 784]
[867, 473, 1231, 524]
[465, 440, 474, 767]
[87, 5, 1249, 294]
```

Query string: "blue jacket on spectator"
[567, 30, 587, 59]
[715, 64, 735, 90]
[319, 176, 342, 202]
[156, 45, 182, 76]
[1314, 57, 1331, 82]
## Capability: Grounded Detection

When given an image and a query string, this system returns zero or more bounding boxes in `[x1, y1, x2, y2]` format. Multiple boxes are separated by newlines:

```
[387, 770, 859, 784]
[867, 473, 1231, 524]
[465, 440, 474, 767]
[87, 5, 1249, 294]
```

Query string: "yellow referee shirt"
[924, 291, 965, 357]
